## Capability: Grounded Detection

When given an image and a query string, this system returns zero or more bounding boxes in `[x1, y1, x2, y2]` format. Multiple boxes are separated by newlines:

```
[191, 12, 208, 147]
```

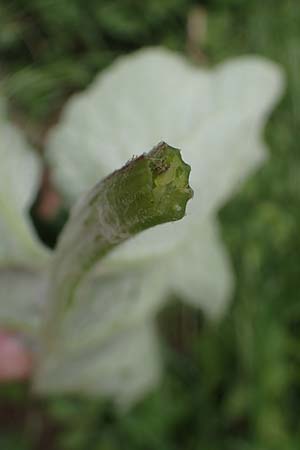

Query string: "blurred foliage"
[1, 0, 300, 449]
[0, 0, 195, 121]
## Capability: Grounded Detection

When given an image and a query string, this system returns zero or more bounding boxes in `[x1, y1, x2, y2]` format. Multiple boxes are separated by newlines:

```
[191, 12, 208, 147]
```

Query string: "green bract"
[0, 101, 49, 333]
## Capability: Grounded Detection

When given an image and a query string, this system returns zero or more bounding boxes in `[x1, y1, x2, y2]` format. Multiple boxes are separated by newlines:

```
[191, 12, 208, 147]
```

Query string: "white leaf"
[35, 321, 161, 408]
[168, 218, 234, 319]
[35, 263, 166, 406]
[40, 263, 168, 356]
[0, 117, 49, 266]
[0, 268, 48, 334]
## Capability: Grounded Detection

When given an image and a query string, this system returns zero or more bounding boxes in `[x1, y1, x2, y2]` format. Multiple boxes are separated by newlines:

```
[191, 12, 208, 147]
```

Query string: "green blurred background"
[1, 1, 300, 449]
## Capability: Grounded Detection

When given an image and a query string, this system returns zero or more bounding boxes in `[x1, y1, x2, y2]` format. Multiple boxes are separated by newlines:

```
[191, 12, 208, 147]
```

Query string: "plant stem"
[42, 142, 192, 345]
